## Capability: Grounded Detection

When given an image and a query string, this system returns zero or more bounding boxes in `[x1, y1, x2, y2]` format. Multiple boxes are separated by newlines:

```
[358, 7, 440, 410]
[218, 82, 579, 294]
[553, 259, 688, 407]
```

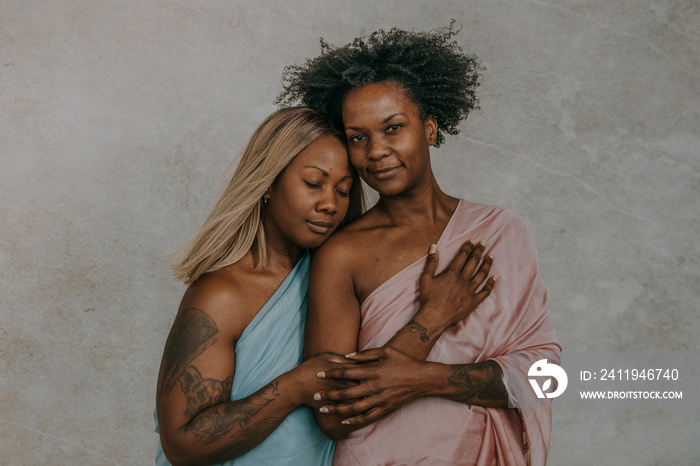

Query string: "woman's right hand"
[292, 352, 356, 407]
[418, 240, 496, 328]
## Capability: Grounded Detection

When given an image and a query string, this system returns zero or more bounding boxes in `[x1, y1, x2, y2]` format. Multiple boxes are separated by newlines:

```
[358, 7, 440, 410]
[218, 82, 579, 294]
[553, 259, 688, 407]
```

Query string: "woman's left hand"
[314, 347, 432, 425]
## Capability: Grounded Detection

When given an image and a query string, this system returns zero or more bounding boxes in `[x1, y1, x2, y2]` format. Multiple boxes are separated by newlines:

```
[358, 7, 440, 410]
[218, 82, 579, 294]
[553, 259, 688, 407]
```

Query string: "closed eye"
[304, 180, 321, 189]
[337, 189, 350, 197]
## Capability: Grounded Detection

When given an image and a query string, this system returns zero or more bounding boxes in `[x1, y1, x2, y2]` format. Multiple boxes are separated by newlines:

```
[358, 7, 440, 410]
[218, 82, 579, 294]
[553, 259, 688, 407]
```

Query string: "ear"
[424, 115, 438, 146]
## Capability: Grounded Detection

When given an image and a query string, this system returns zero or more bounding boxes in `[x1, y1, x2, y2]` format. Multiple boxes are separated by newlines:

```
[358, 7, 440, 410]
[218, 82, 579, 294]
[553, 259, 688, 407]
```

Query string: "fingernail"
[341, 420, 350, 425]
[314, 393, 322, 401]
[319, 407, 329, 413]
[345, 352, 356, 358]
[317, 371, 326, 378]
[429, 244, 436, 254]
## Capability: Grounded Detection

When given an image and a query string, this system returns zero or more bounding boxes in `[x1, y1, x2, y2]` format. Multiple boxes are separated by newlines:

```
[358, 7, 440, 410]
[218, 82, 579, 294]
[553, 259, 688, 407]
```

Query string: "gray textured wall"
[1, 1, 698, 464]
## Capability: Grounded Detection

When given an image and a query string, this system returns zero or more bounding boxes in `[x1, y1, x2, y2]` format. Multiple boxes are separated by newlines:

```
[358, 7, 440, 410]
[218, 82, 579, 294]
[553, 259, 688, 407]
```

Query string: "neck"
[259, 224, 304, 274]
[375, 177, 458, 228]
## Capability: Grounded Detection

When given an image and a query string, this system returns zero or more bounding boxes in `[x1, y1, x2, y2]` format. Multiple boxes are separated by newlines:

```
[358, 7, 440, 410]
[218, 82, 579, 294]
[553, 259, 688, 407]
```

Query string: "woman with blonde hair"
[155, 107, 364, 466]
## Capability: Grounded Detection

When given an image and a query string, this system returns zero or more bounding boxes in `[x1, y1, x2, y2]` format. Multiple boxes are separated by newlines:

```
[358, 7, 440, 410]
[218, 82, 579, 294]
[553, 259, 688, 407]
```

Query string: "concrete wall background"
[1, 1, 698, 464]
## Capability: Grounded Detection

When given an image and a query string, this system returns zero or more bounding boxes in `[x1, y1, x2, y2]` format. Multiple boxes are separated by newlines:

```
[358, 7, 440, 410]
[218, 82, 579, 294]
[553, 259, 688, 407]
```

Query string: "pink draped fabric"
[334, 200, 561, 466]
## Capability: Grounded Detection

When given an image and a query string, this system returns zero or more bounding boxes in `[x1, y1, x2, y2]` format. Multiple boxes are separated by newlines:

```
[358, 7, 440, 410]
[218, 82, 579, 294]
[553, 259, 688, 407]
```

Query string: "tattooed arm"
[443, 360, 509, 405]
[156, 272, 339, 466]
[311, 349, 508, 431]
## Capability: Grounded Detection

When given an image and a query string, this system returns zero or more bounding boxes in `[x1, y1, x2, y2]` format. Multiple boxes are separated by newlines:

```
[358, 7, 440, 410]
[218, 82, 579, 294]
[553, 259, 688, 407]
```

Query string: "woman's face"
[342, 81, 437, 197]
[265, 135, 353, 250]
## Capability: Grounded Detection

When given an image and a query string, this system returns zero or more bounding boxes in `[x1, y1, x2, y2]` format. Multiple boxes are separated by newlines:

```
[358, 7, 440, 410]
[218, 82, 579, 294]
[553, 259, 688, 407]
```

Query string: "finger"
[447, 240, 475, 272]
[341, 406, 392, 425]
[315, 382, 376, 402]
[425, 244, 439, 272]
[318, 397, 379, 417]
[324, 352, 352, 364]
[419, 244, 439, 293]
[470, 254, 493, 288]
[326, 378, 359, 390]
[318, 365, 378, 382]
[344, 347, 387, 362]
[461, 241, 485, 278]
[318, 403, 388, 426]
[474, 276, 496, 303]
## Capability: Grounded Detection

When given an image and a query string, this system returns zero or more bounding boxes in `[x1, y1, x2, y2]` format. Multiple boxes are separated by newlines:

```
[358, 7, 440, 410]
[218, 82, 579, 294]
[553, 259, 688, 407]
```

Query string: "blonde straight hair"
[172, 107, 364, 284]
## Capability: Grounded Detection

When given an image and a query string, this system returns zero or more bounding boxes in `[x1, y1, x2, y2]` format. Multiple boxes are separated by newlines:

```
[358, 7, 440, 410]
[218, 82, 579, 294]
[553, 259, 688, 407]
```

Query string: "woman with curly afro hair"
[278, 24, 560, 466]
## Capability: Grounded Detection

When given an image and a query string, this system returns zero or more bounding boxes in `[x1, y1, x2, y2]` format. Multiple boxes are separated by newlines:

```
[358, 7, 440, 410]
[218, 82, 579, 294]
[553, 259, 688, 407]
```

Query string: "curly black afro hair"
[276, 22, 482, 147]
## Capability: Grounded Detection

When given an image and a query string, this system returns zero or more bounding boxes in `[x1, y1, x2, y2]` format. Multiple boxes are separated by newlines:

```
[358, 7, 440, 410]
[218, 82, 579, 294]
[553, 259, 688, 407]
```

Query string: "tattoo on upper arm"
[162, 308, 289, 456]
[161, 308, 219, 395]
[447, 361, 508, 402]
[408, 319, 429, 342]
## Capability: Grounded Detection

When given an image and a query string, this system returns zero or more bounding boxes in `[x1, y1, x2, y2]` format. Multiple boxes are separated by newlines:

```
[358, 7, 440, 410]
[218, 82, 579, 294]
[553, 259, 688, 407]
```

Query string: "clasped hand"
[312, 240, 496, 426]
[314, 347, 429, 425]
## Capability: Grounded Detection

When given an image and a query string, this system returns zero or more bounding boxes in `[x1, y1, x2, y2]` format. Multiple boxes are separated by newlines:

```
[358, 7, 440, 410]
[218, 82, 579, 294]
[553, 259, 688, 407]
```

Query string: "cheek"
[348, 149, 367, 170]
[287, 192, 312, 216]
[277, 180, 307, 205]
[271, 186, 306, 220]
[337, 196, 351, 217]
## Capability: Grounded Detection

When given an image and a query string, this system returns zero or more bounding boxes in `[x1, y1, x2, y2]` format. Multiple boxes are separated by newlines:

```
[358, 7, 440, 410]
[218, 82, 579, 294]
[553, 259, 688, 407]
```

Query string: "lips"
[369, 165, 402, 180]
[306, 220, 334, 235]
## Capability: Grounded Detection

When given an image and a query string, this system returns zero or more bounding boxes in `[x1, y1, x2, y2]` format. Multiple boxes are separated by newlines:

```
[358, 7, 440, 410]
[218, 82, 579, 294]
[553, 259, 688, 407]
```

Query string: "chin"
[365, 178, 408, 197]
[297, 234, 332, 250]
[302, 239, 328, 250]
[373, 184, 408, 198]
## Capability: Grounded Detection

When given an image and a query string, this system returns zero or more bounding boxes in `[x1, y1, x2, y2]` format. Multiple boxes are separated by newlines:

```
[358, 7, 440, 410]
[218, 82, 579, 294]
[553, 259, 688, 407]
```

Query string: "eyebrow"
[383, 113, 406, 123]
[345, 113, 406, 131]
[305, 166, 353, 181]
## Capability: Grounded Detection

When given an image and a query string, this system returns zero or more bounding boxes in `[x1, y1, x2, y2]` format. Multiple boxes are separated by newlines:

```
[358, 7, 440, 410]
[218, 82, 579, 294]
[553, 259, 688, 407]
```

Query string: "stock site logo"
[528, 359, 568, 399]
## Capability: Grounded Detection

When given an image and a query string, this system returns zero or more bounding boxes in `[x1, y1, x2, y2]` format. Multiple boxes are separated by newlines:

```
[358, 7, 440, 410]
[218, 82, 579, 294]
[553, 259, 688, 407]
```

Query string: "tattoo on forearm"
[408, 319, 429, 342]
[161, 308, 219, 395]
[447, 361, 508, 402]
[184, 377, 282, 454]
[447, 366, 476, 400]
[479, 365, 509, 401]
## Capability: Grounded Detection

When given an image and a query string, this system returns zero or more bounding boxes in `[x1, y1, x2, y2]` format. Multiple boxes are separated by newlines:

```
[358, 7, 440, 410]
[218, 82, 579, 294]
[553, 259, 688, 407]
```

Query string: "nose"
[366, 138, 389, 161]
[316, 187, 338, 214]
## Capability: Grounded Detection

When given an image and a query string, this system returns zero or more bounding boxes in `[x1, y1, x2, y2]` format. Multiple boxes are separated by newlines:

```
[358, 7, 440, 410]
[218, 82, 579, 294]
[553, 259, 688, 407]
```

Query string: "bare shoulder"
[312, 208, 386, 271]
[319, 207, 389, 252]
[176, 258, 260, 341]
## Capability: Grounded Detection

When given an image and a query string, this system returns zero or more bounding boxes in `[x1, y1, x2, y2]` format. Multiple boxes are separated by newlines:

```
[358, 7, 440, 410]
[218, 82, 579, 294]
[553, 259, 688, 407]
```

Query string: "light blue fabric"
[155, 251, 334, 465]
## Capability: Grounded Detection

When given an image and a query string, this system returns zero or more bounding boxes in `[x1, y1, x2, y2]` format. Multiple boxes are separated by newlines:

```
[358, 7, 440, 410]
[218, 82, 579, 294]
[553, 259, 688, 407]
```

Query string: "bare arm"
[157, 280, 342, 465]
[304, 242, 363, 440]
[306, 239, 501, 438]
